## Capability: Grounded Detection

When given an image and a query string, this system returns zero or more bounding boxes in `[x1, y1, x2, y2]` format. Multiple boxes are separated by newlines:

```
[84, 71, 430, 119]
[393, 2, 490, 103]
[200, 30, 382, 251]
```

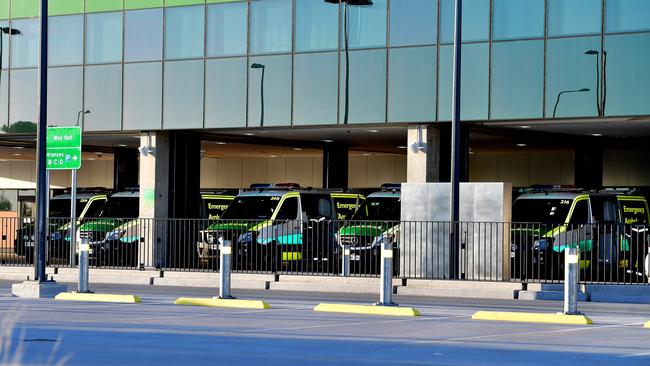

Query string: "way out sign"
[46, 126, 82, 170]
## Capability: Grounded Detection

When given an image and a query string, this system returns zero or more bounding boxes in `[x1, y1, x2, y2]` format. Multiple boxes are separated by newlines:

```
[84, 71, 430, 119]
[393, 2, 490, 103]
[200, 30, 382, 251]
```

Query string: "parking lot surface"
[1, 280, 649, 365]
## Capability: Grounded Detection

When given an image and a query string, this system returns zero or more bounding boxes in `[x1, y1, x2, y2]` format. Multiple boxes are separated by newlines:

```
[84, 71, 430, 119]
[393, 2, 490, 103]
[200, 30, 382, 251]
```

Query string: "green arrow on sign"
[46, 126, 82, 170]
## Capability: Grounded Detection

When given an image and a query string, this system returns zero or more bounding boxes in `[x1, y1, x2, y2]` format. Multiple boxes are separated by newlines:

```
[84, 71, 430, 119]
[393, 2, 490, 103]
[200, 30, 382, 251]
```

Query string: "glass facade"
[0, 0, 649, 133]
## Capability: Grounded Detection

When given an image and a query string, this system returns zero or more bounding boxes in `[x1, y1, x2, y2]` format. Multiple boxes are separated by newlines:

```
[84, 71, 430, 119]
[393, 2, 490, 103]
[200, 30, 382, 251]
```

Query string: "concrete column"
[138, 131, 201, 269]
[113, 148, 139, 192]
[407, 124, 469, 184]
[575, 142, 603, 189]
[323, 143, 348, 189]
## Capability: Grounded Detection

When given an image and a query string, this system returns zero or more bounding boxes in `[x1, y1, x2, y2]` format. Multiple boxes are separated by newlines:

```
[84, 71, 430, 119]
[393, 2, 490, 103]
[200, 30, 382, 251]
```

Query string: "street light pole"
[552, 88, 590, 118]
[35, 0, 48, 282]
[250, 63, 265, 127]
[449, 0, 462, 280]
[324, 0, 373, 124]
[585, 50, 601, 116]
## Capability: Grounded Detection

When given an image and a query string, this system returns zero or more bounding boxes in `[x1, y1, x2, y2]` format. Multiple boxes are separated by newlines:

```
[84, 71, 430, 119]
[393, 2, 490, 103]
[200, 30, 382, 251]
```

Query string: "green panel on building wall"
[11, 0, 39, 18]
[125, 0, 163, 10]
[165, 0, 204, 7]
[86, 0, 122, 12]
[49, 0, 84, 15]
[0, 0, 9, 19]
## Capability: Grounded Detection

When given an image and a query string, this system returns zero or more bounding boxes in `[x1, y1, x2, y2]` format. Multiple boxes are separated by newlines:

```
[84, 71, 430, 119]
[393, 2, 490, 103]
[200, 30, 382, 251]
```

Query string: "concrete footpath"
[1, 266, 649, 304]
[1, 281, 650, 366]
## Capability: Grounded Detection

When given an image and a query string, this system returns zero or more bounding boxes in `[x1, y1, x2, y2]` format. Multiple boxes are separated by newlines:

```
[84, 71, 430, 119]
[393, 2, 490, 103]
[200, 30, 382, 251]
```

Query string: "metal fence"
[1, 217, 648, 285]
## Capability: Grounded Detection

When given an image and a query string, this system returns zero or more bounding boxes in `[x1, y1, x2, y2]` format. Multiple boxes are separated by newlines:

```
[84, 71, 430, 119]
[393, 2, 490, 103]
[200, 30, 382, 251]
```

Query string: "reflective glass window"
[47, 67, 83, 126]
[438, 43, 488, 121]
[341, 49, 386, 124]
[9, 69, 37, 127]
[207, 2, 247, 57]
[86, 12, 123, 64]
[205, 58, 247, 128]
[293, 52, 338, 125]
[0, 71, 7, 129]
[604, 33, 650, 116]
[49, 15, 83, 66]
[11, 19, 39, 68]
[606, 0, 650, 33]
[546, 37, 599, 118]
[346, 0, 387, 49]
[84, 64, 122, 132]
[295, 0, 339, 52]
[0, 21, 8, 69]
[248, 55, 291, 127]
[493, 0, 544, 40]
[123, 62, 162, 130]
[388, 46, 436, 122]
[250, 0, 292, 54]
[125, 9, 163, 62]
[164, 60, 204, 129]
[548, 0, 601, 37]
[491, 40, 544, 119]
[165, 5, 204, 59]
[440, 0, 489, 43]
[390, 0, 436, 46]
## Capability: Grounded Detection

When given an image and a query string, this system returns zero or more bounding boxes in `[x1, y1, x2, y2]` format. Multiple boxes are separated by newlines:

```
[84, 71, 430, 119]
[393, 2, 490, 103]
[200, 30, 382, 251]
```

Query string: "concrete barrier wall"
[400, 182, 512, 280]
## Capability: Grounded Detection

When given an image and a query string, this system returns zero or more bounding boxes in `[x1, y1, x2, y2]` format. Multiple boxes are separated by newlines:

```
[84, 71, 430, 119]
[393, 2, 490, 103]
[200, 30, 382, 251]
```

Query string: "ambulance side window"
[569, 200, 589, 225]
[275, 197, 298, 220]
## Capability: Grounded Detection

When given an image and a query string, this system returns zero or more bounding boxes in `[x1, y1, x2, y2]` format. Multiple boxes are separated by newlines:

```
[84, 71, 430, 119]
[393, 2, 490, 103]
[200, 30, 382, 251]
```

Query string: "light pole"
[552, 88, 590, 118]
[0, 27, 21, 131]
[250, 63, 265, 127]
[449, 0, 462, 280]
[324, 0, 373, 124]
[35, 0, 48, 282]
[585, 50, 603, 117]
[69, 110, 90, 266]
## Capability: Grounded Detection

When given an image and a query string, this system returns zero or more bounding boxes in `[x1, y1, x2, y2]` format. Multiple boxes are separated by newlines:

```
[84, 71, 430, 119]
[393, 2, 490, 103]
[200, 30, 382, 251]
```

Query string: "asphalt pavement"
[1, 280, 649, 365]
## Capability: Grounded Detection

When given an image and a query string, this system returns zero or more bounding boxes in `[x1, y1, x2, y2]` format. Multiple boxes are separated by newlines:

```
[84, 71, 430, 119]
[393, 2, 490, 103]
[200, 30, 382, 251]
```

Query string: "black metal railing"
[1, 217, 648, 285]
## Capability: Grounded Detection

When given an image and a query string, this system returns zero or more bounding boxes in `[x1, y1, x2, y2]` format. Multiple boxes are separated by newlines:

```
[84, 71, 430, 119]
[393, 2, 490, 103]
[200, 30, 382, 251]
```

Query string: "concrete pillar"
[138, 131, 201, 269]
[407, 124, 469, 183]
[323, 143, 348, 189]
[113, 148, 139, 192]
[575, 142, 603, 189]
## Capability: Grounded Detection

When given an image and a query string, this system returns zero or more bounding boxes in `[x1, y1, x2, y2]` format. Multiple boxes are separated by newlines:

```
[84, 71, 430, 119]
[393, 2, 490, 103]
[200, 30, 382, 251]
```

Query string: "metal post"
[449, 0, 462, 280]
[69, 170, 77, 266]
[219, 237, 234, 299]
[34, 0, 49, 282]
[78, 234, 90, 293]
[341, 243, 350, 277]
[563, 246, 579, 315]
[378, 240, 396, 306]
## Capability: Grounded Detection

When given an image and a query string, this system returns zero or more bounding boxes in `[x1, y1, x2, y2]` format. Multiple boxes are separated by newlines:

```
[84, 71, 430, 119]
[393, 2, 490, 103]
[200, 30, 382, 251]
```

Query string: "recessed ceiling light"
[200, 149, 206, 153]
[322, 139, 334, 143]
[396, 146, 407, 149]
[88, 157, 96, 161]
[591, 133, 602, 137]
[269, 154, 278, 158]
[362, 153, 373, 156]
[13, 146, 24, 149]
[11, 153, 21, 156]
[520, 125, 531, 129]
[292, 148, 303, 151]
[244, 132, 255, 136]
[368, 129, 380, 133]
[117, 144, 127, 147]
[516, 143, 527, 147]
[214, 141, 227, 145]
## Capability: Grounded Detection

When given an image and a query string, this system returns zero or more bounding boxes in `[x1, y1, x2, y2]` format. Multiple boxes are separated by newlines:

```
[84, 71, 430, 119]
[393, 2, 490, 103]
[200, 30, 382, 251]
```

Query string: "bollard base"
[374, 302, 398, 307]
[214, 295, 236, 300]
[12, 281, 68, 299]
[175, 297, 270, 309]
[55, 292, 141, 303]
